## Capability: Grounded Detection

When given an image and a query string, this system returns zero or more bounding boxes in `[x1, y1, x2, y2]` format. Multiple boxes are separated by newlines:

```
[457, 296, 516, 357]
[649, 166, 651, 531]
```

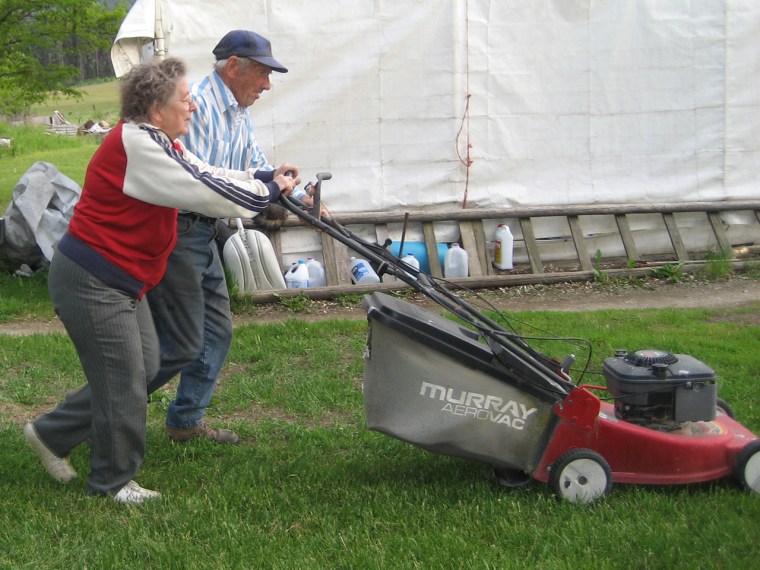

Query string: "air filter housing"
[603, 349, 717, 426]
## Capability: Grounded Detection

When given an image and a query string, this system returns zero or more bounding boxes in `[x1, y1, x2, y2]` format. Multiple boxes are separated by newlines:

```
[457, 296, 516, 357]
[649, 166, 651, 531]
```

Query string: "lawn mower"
[278, 174, 760, 503]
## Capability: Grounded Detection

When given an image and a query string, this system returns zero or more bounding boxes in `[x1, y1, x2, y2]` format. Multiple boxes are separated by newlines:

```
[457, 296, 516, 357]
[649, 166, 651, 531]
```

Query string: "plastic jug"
[444, 243, 469, 278]
[286, 260, 310, 288]
[306, 257, 326, 287]
[350, 256, 380, 284]
[401, 253, 420, 272]
[284, 263, 296, 288]
[494, 224, 514, 270]
[389, 241, 447, 274]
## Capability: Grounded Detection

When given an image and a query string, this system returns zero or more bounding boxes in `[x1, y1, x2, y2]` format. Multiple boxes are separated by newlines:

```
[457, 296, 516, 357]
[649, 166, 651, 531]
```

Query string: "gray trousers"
[35, 252, 160, 495]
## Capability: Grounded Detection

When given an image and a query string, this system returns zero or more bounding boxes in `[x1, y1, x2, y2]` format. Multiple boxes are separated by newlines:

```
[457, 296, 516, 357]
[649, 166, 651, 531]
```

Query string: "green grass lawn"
[1, 78, 758, 569]
[0, 81, 119, 206]
[0, 301, 758, 568]
[32, 80, 121, 125]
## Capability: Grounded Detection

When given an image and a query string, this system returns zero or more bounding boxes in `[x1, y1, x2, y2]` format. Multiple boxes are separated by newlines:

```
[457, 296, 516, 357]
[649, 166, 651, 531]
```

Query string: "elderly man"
[146, 30, 296, 444]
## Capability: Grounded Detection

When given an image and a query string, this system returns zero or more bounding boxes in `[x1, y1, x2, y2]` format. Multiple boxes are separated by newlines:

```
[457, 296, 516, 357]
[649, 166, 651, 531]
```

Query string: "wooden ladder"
[246, 200, 760, 300]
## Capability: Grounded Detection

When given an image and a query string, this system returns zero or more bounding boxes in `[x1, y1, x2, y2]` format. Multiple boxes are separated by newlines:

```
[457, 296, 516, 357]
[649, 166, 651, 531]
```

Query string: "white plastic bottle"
[444, 243, 469, 278]
[305, 257, 326, 287]
[288, 260, 310, 288]
[401, 253, 420, 272]
[494, 224, 514, 270]
[350, 256, 380, 284]
[284, 263, 297, 288]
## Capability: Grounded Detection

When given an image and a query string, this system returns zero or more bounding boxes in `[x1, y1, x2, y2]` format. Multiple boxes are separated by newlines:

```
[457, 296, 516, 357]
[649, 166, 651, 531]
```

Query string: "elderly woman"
[22, 58, 299, 504]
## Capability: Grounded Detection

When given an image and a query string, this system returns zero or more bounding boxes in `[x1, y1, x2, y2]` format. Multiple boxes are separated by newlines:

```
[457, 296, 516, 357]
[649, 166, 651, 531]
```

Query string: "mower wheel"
[734, 440, 760, 494]
[716, 397, 735, 419]
[550, 448, 612, 504]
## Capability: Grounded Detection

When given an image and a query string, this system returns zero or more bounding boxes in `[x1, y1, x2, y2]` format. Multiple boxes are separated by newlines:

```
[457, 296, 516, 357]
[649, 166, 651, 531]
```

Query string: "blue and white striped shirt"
[181, 70, 272, 172]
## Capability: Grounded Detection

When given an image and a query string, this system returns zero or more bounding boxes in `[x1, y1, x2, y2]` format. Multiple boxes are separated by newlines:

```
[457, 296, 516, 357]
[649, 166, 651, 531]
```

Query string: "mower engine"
[602, 349, 717, 429]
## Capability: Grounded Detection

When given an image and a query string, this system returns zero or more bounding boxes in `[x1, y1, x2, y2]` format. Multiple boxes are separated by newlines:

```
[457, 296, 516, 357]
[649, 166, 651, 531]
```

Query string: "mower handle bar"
[278, 174, 574, 398]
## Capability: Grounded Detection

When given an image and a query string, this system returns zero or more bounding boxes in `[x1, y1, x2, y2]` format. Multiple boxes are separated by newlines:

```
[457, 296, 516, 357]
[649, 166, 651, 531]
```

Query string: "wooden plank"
[269, 231, 283, 270]
[707, 211, 733, 254]
[519, 218, 544, 274]
[458, 221, 484, 277]
[283, 200, 760, 227]
[662, 213, 689, 261]
[248, 262, 734, 302]
[567, 215, 594, 271]
[614, 213, 640, 261]
[473, 220, 494, 276]
[320, 232, 349, 285]
[319, 232, 338, 285]
[332, 237, 352, 285]
[422, 222, 443, 278]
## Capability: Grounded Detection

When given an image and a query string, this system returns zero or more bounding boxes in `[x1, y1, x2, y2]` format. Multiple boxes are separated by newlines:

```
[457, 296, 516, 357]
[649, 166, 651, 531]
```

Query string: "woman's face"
[152, 77, 196, 140]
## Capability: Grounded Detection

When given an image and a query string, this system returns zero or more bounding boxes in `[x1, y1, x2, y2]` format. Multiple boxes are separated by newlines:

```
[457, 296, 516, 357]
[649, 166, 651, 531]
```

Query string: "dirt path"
[2, 276, 759, 336]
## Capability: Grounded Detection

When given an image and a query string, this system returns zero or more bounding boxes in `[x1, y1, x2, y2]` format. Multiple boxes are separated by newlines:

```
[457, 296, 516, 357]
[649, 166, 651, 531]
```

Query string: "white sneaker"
[23, 422, 77, 483]
[113, 480, 161, 504]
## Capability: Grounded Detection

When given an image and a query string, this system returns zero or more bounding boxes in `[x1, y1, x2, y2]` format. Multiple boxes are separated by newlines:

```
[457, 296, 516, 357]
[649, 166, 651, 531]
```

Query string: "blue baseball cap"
[212, 30, 288, 73]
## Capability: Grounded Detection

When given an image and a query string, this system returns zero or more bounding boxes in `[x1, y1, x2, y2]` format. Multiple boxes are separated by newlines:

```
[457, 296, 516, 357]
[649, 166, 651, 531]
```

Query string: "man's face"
[228, 57, 273, 108]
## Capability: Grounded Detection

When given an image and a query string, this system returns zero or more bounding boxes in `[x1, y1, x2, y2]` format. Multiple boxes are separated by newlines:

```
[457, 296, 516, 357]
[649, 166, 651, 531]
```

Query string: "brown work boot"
[166, 423, 240, 444]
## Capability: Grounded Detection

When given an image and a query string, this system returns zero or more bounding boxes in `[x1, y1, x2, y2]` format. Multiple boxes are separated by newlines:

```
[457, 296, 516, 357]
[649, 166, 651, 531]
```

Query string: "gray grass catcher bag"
[362, 292, 558, 473]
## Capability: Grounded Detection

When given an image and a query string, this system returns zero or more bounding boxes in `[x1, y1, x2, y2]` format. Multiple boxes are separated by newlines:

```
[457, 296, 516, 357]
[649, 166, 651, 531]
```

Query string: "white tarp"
[112, 0, 760, 218]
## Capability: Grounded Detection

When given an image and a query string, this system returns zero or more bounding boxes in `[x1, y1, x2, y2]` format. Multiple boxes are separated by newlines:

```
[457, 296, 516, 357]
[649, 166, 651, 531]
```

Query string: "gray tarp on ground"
[1, 161, 81, 269]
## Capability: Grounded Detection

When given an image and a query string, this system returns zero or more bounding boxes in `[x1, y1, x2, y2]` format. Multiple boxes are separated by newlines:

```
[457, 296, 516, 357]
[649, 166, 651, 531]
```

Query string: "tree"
[0, 0, 129, 116]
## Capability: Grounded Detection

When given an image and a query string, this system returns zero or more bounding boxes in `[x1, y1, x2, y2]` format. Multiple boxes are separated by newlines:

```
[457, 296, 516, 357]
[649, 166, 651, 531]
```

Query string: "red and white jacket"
[60, 120, 280, 298]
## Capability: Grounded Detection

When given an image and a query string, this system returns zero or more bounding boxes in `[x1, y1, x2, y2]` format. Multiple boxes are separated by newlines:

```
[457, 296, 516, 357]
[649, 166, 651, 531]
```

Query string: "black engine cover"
[603, 350, 717, 424]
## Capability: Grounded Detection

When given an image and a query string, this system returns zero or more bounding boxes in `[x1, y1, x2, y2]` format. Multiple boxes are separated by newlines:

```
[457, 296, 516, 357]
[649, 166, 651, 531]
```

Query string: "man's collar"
[211, 70, 244, 114]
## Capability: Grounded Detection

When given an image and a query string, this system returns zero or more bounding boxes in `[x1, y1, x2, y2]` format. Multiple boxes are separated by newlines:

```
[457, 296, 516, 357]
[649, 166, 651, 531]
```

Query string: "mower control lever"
[560, 354, 576, 375]
[283, 171, 332, 223]
[311, 172, 332, 221]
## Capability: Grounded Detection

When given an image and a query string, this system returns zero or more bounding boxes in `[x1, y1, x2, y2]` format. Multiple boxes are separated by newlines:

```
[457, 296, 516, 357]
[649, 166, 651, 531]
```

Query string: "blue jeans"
[146, 215, 233, 428]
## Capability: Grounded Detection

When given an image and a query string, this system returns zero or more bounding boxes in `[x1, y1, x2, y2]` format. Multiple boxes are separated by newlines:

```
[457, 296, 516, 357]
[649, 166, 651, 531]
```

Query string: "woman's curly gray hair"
[120, 58, 186, 123]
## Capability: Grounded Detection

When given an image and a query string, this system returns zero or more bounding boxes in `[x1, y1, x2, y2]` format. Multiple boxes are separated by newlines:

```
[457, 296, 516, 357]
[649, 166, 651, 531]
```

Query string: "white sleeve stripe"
[145, 128, 273, 211]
